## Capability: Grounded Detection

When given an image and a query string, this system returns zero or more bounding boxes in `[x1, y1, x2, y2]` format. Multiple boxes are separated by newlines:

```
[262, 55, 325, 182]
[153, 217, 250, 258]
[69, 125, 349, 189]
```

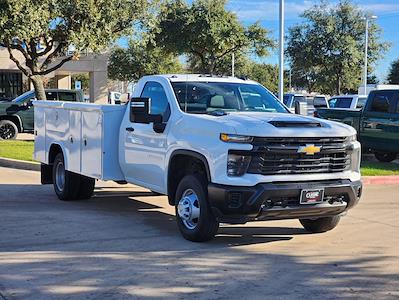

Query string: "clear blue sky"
[227, 0, 399, 82]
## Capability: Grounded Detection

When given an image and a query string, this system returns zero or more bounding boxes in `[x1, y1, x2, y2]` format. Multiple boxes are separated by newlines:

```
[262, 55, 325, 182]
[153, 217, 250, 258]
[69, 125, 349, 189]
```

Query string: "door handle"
[125, 127, 135, 132]
[362, 122, 372, 128]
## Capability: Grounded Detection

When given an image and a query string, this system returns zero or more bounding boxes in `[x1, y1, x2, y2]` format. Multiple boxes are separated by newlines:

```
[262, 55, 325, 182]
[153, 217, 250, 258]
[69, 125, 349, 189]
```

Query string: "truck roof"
[331, 94, 365, 98]
[142, 74, 259, 84]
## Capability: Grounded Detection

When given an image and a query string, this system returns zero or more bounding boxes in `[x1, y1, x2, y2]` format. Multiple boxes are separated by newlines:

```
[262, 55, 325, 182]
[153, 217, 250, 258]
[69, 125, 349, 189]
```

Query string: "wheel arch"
[167, 149, 211, 206]
[48, 143, 68, 168]
[0, 115, 22, 132]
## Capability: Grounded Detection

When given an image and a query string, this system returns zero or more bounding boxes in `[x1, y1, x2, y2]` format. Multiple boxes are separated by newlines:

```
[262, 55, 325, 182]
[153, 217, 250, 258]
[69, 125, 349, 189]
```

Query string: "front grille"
[246, 137, 351, 175]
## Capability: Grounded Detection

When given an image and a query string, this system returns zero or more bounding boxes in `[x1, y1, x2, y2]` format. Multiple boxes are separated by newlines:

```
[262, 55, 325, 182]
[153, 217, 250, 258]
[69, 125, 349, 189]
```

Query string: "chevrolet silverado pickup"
[33, 75, 362, 242]
[316, 89, 399, 162]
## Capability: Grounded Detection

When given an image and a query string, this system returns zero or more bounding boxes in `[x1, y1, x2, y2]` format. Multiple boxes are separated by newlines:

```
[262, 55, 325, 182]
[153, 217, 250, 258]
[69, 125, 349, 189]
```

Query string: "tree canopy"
[387, 59, 399, 84]
[153, 0, 274, 74]
[108, 38, 183, 82]
[0, 0, 148, 100]
[286, 0, 388, 95]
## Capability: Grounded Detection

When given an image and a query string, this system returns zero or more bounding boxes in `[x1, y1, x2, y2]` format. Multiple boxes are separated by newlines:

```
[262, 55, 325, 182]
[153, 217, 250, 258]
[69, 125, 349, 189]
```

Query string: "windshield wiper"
[206, 110, 228, 116]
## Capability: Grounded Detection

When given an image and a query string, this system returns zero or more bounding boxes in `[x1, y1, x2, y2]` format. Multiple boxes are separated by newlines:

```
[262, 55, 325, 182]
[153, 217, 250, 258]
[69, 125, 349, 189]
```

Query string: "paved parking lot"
[0, 166, 398, 299]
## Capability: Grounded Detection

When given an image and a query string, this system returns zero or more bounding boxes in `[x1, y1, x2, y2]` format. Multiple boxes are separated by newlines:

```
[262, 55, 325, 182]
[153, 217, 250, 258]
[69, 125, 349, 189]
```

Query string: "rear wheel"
[300, 216, 341, 233]
[175, 174, 219, 242]
[52, 153, 81, 201]
[374, 152, 397, 163]
[0, 120, 18, 140]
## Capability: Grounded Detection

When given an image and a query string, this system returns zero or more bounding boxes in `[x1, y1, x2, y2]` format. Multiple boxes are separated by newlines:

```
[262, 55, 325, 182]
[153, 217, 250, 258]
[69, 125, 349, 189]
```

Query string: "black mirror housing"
[130, 97, 163, 124]
[130, 97, 151, 123]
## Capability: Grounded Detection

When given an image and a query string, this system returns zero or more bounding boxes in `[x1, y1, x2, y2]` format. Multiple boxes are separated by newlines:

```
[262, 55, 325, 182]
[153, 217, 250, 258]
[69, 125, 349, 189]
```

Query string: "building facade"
[0, 48, 108, 103]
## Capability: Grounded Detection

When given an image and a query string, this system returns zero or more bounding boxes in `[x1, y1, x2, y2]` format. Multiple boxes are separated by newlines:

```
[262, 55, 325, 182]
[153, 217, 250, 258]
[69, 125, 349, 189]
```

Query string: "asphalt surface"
[0, 167, 398, 300]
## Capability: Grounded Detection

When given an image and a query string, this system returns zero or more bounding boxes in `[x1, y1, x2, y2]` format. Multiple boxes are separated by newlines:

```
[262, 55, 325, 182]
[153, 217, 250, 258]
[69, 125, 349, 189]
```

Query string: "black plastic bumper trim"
[208, 179, 362, 224]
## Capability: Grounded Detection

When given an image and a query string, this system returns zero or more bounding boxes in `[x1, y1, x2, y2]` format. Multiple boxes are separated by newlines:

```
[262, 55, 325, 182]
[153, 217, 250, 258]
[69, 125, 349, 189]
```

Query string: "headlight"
[348, 134, 357, 142]
[220, 133, 253, 143]
[227, 154, 251, 176]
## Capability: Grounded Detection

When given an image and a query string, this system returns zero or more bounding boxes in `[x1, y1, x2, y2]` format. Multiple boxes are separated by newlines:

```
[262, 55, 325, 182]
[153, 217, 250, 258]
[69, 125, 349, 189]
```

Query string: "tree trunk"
[31, 75, 46, 100]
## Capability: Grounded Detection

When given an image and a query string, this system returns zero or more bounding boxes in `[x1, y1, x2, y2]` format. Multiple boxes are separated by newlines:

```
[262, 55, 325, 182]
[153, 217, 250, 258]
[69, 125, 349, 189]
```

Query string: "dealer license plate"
[300, 189, 324, 204]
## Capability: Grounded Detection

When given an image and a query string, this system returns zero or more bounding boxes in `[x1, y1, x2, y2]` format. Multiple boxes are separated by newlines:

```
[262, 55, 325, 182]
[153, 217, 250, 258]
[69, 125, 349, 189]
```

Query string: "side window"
[369, 91, 396, 113]
[58, 92, 76, 102]
[328, 98, 337, 108]
[328, 97, 352, 108]
[140, 82, 170, 121]
[46, 92, 57, 101]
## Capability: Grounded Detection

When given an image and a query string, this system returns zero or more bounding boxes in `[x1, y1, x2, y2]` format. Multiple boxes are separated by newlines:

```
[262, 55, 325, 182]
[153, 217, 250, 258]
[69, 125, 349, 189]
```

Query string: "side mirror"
[294, 101, 306, 115]
[130, 98, 164, 131]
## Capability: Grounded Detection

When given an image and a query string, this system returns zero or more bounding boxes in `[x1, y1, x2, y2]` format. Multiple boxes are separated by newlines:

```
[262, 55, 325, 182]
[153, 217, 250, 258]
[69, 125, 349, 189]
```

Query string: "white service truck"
[34, 74, 362, 242]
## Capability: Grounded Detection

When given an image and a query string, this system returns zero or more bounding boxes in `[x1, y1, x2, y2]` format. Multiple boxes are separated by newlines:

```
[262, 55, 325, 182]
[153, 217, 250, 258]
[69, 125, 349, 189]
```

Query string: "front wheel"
[374, 152, 397, 163]
[0, 120, 18, 140]
[175, 174, 219, 242]
[300, 216, 341, 233]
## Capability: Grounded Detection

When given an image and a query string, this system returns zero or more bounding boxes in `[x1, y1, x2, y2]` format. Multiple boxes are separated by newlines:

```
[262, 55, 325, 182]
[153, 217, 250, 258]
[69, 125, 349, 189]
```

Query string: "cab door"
[122, 81, 170, 191]
[11, 93, 36, 131]
[361, 91, 399, 152]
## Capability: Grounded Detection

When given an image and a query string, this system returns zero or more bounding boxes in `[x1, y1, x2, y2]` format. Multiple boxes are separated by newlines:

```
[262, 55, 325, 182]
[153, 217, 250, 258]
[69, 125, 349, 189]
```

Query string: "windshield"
[171, 82, 288, 114]
[294, 95, 306, 103]
[328, 97, 352, 108]
[12, 91, 34, 103]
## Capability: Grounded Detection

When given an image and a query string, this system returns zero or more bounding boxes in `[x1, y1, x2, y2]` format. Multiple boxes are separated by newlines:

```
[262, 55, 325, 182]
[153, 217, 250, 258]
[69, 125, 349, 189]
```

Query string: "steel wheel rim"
[177, 189, 200, 230]
[0, 124, 15, 139]
[55, 161, 65, 192]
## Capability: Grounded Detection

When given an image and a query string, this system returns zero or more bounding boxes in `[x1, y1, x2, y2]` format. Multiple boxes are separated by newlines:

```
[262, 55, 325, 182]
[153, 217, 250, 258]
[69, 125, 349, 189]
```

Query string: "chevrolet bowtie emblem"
[297, 144, 321, 155]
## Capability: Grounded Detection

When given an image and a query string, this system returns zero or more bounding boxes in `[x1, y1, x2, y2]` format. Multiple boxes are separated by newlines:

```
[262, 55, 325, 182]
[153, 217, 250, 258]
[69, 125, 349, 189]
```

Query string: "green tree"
[153, 0, 274, 74]
[0, 0, 148, 100]
[286, 0, 388, 95]
[387, 59, 399, 84]
[108, 39, 183, 82]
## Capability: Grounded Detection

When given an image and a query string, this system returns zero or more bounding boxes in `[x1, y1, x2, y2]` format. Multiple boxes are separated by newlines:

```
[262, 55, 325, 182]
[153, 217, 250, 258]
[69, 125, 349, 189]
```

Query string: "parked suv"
[0, 89, 84, 140]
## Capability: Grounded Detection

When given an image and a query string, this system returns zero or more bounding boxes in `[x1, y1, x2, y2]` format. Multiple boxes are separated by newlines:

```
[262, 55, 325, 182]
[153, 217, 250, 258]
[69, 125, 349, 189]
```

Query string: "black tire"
[0, 120, 18, 140]
[175, 174, 219, 242]
[374, 152, 397, 163]
[77, 175, 95, 199]
[300, 216, 341, 233]
[52, 153, 81, 201]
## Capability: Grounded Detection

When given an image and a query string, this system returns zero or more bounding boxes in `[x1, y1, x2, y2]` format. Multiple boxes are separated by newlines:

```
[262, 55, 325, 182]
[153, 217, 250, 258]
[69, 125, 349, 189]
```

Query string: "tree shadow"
[0, 183, 398, 299]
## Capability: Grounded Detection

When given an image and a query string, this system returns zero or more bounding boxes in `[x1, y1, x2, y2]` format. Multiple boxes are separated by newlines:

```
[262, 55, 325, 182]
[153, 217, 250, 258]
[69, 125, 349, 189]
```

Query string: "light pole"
[363, 15, 377, 95]
[278, 0, 284, 101]
[232, 52, 235, 77]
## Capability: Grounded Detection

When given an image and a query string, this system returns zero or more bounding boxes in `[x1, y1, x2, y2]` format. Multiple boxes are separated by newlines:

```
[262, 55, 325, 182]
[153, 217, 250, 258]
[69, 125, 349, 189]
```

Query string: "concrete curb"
[0, 157, 40, 172]
[362, 176, 399, 185]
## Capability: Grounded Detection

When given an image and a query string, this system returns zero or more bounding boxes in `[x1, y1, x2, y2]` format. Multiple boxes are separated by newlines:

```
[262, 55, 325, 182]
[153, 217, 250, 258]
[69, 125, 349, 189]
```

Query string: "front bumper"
[208, 179, 362, 224]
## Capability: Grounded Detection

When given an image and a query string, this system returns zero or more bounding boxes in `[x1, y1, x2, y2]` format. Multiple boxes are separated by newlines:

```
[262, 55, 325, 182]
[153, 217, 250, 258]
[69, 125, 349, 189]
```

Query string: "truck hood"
[196, 112, 356, 138]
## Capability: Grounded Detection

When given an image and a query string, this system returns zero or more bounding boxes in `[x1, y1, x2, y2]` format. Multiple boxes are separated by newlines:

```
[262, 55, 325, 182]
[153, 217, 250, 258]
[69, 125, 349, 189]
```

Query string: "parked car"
[108, 91, 122, 105]
[315, 90, 399, 162]
[283, 93, 307, 110]
[0, 89, 84, 140]
[327, 95, 367, 110]
[34, 74, 362, 242]
[313, 95, 329, 108]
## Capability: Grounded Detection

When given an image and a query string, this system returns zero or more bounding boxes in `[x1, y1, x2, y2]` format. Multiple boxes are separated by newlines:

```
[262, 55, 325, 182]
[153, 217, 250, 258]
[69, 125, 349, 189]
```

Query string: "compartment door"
[67, 110, 82, 173]
[81, 111, 103, 178]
